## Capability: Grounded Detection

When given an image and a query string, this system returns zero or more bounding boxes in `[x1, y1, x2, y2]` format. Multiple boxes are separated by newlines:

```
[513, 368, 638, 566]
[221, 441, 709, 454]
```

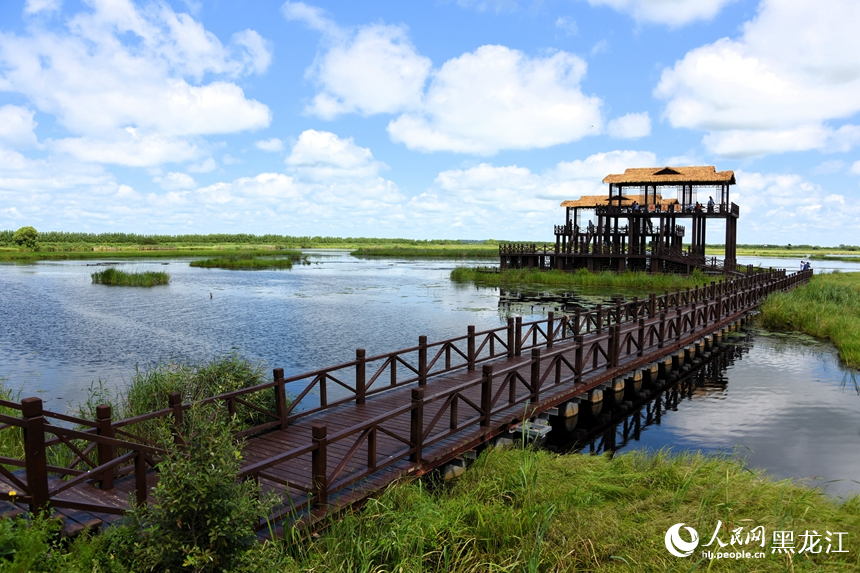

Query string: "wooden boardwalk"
[0, 269, 811, 535]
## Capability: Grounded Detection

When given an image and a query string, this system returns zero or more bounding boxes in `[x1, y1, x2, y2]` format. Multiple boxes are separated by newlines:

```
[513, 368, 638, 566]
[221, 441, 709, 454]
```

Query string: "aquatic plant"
[91, 267, 170, 286]
[190, 251, 304, 269]
[759, 271, 860, 368]
[351, 246, 498, 258]
[451, 266, 715, 291]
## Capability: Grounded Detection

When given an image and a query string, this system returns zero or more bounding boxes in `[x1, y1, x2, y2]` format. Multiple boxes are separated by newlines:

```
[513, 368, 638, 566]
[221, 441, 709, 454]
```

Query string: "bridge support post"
[410, 389, 424, 463]
[96, 404, 114, 490]
[481, 365, 493, 428]
[312, 424, 328, 509]
[356, 349, 366, 404]
[21, 397, 48, 514]
[274, 368, 288, 430]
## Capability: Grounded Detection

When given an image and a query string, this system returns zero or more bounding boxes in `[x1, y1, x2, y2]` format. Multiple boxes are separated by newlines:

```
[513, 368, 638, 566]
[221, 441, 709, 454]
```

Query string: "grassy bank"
[759, 271, 860, 368]
[3, 446, 858, 572]
[351, 245, 498, 258]
[190, 251, 305, 270]
[452, 266, 714, 290]
[90, 268, 170, 286]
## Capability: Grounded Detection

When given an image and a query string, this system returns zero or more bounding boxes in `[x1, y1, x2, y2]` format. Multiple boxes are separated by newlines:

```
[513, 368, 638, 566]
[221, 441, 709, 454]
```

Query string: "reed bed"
[90, 267, 170, 286]
[190, 251, 304, 269]
[351, 246, 498, 258]
[451, 266, 714, 290]
[759, 271, 860, 368]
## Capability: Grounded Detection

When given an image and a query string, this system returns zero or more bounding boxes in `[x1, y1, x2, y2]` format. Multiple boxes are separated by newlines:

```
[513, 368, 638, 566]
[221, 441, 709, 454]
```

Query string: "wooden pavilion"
[500, 166, 739, 274]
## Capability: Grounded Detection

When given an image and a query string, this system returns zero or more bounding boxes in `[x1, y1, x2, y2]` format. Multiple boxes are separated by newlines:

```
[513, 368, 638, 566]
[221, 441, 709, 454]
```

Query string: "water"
[1, 251, 859, 497]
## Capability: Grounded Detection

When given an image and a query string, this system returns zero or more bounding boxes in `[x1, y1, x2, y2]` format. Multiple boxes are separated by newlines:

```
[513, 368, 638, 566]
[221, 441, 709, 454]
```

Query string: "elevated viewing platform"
[502, 166, 740, 274]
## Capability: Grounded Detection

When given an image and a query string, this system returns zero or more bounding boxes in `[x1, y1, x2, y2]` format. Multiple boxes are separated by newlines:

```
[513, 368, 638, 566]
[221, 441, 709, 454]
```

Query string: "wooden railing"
[1, 269, 812, 523]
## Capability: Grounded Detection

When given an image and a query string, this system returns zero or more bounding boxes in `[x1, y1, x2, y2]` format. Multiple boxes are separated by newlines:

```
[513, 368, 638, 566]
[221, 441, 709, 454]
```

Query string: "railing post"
[596, 304, 603, 334]
[637, 318, 645, 357]
[515, 317, 523, 356]
[606, 326, 615, 370]
[676, 308, 683, 340]
[649, 293, 656, 317]
[467, 326, 476, 370]
[21, 397, 48, 513]
[613, 325, 621, 368]
[418, 336, 428, 386]
[273, 368, 288, 430]
[96, 404, 114, 490]
[507, 317, 515, 358]
[410, 388, 424, 463]
[481, 365, 493, 428]
[659, 313, 666, 348]
[546, 312, 554, 349]
[632, 297, 639, 320]
[168, 392, 184, 445]
[531, 348, 541, 404]
[574, 335, 584, 385]
[312, 424, 328, 509]
[574, 308, 581, 336]
[356, 349, 366, 404]
[135, 451, 147, 505]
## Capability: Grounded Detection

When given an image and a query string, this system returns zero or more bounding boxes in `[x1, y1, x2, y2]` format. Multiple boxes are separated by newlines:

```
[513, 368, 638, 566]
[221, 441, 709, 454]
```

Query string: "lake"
[1, 251, 858, 497]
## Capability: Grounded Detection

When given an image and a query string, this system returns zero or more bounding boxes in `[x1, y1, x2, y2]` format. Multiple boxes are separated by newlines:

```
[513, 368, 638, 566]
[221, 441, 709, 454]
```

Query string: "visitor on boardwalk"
[708, 196, 715, 212]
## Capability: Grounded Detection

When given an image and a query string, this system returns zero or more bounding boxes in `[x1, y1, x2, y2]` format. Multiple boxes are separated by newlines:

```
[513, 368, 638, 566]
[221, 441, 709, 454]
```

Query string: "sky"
[1, 0, 859, 245]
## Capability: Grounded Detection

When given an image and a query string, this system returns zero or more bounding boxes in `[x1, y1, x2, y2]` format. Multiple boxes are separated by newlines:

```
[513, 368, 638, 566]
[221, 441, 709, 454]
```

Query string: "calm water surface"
[1, 251, 858, 497]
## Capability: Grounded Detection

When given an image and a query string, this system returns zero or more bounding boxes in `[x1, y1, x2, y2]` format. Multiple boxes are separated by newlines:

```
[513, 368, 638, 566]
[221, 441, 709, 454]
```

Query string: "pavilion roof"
[560, 193, 679, 209]
[602, 166, 735, 185]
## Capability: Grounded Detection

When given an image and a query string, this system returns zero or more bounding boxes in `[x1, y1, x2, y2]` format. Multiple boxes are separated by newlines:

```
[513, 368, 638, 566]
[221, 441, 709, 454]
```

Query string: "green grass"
[6, 446, 857, 572]
[0, 379, 24, 466]
[90, 267, 170, 286]
[351, 246, 498, 258]
[452, 266, 715, 290]
[190, 251, 304, 269]
[759, 271, 860, 368]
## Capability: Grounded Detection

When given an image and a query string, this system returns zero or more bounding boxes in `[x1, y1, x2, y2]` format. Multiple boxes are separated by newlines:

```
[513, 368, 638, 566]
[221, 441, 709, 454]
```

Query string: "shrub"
[12, 226, 38, 250]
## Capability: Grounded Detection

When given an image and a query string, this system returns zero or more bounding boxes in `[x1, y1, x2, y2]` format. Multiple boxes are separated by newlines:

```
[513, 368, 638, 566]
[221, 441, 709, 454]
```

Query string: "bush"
[12, 226, 38, 250]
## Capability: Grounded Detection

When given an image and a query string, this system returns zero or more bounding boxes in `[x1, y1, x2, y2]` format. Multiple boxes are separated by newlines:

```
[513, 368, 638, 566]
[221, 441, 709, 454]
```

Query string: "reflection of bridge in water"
[548, 331, 753, 456]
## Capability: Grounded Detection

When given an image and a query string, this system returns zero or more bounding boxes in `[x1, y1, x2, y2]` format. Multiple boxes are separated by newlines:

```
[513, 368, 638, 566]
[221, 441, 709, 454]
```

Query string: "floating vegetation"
[90, 267, 170, 286]
[190, 251, 304, 270]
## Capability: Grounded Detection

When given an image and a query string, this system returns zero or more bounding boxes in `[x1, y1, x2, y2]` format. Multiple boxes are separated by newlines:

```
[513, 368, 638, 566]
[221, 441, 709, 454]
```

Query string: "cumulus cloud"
[24, 0, 61, 15]
[389, 46, 602, 154]
[457, 0, 518, 12]
[155, 172, 197, 191]
[0, 105, 39, 148]
[607, 112, 651, 139]
[656, 0, 860, 157]
[0, 0, 271, 165]
[584, 0, 738, 26]
[256, 138, 285, 152]
[50, 129, 201, 167]
[288, 6, 602, 154]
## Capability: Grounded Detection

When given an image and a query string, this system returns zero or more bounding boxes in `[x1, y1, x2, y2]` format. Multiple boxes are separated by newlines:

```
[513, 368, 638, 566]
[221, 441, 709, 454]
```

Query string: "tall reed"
[451, 266, 714, 290]
[91, 267, 170, 286]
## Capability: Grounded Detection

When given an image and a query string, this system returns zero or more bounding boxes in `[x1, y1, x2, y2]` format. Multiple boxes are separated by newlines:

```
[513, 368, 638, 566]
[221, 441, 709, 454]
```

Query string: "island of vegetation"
[190, 251, 306, 270]
[90, 267, 170, 287]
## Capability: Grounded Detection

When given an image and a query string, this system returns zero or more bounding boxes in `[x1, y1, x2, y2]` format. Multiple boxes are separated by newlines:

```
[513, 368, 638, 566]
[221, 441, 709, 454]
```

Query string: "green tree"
[13, 226, 38, 250]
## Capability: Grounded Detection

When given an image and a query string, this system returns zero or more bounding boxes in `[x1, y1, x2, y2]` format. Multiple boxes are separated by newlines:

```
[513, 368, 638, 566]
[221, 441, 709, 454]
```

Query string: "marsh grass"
[190, 251, 304, 269]
[91, 267, 170, 286]
[351, 246, 498, 258]
[759, 271, 860, 368]
[451, 266, 714, 291]
[282, 447, 860, 572]
[0, 379, 24, 466]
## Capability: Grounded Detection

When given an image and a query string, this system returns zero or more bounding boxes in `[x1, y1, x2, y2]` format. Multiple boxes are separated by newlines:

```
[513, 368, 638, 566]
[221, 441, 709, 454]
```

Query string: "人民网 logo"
[665, 523, 700, 557]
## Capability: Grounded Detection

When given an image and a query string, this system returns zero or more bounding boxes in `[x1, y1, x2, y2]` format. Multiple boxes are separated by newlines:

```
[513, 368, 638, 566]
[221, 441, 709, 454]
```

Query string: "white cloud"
[851, 161, 860, 176]
[303, 24, 431, 119]
[0, 0, 271, 165]
[457, 0, 518, 12]
[656, 0, 860, 157]
[24, 0, 61, 15]
[0, 105, 39, 147]
[155, 172, 197, 191]
[607, 112, 651, 139]
[256, 138, 285, 152]
[187, 157, 217, 173]
[584, 0, 738, 26]
[50, 129, 201, 167]
[556, 16, 578, 36]
[388, 45, 602, 154]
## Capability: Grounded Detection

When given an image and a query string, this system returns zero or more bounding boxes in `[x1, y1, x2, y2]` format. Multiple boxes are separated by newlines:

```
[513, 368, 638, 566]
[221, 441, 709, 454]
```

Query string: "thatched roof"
[602, 166, 735, 185]
[560, 194, 679, 209]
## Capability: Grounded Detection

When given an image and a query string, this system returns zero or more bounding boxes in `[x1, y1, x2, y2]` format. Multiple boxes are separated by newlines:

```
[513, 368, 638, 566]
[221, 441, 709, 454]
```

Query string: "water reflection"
[546, 328, 860, 498]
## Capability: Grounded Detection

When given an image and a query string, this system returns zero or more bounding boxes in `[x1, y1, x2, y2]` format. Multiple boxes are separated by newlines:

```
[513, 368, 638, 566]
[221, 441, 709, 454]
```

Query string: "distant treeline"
[0, 230, 499, 247]
[713, 243, 860, 251]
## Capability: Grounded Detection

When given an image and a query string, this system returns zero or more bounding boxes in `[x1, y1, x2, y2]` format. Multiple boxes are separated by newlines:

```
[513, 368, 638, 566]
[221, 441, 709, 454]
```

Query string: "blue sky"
[1, 0, 858, 245]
